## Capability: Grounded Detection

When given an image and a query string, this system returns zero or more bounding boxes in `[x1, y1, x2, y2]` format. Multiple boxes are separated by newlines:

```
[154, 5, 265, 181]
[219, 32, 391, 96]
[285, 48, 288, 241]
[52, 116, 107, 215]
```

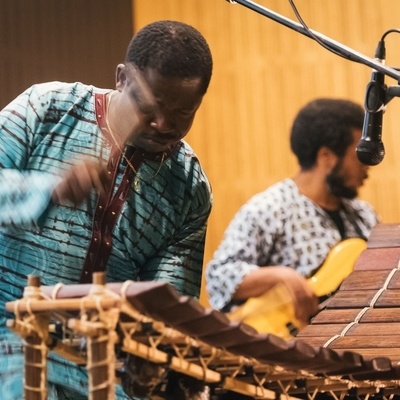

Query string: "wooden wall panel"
[133, 0, 400, 306]
[0, 0, 133, 109]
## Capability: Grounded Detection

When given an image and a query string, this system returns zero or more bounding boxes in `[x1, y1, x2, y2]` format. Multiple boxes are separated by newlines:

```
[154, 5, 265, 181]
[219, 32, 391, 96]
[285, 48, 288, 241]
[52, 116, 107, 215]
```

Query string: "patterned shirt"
[0, 81, 212, 399]
[206, 179, 378, 311]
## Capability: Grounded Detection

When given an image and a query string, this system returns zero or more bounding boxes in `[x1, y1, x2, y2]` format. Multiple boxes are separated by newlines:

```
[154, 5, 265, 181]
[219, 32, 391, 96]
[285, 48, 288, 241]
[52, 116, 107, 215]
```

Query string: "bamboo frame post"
[86, 272, 118, 400]
[87, 326, 115, 400]
[23, 275, 50, 400]
[24, 332, 48, 400]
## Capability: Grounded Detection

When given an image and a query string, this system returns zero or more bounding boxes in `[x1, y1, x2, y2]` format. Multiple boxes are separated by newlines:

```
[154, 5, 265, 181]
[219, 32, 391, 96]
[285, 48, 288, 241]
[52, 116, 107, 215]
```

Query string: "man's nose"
[150, 113, 174, 133]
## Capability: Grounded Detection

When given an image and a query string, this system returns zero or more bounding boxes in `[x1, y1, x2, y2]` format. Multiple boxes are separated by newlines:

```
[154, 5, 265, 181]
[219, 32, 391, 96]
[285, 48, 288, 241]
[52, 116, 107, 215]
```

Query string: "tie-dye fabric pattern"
[0, 81, 212, 398]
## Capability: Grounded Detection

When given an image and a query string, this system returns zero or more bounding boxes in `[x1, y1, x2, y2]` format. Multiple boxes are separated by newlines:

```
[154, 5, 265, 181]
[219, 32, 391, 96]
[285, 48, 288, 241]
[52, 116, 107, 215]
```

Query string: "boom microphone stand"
[226, 0, 400, 82]
[226, 0, 400, 165]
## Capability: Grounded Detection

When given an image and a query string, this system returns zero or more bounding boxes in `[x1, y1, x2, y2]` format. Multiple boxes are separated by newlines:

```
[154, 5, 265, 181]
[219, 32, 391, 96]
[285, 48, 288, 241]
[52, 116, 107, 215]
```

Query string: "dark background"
[0, 0, 133, 108]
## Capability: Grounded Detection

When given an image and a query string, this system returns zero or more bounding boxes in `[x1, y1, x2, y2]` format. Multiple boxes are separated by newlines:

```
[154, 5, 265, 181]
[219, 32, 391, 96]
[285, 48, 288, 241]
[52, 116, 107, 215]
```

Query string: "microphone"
[356, 40, 387, 166]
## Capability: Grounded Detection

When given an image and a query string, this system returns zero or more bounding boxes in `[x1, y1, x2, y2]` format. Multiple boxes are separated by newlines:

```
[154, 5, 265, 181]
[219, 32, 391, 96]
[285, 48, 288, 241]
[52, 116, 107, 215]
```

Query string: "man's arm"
[206, 200, 318, 323]
[0, 170, 60, 228]
[0, 86, 58, 228]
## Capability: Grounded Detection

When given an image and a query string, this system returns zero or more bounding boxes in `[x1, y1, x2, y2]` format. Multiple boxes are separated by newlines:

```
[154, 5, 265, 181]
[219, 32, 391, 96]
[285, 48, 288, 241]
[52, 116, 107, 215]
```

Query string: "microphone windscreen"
[356, 140, 385, 166]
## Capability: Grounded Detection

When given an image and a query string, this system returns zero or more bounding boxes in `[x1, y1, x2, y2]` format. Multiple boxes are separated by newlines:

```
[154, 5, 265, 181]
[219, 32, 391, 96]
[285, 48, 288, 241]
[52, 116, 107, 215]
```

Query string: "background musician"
[0, 20, 213, 399]
[206, 98, 379, 337]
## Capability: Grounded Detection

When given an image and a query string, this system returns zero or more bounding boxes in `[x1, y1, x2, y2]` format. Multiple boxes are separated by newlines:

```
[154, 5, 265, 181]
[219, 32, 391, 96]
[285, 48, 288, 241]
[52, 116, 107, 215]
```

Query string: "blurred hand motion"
[52, 159, 110, 206]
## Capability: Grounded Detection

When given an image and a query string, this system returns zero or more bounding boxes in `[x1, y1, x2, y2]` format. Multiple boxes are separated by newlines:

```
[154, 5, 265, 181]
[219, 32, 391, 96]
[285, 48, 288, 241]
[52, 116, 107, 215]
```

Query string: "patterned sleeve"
[356, 199, 381, 228]
[343, 198, 380, 239]
[206, 197, 275, 311]
[0, 86, 61, 228]
[0, 170, 59, 228]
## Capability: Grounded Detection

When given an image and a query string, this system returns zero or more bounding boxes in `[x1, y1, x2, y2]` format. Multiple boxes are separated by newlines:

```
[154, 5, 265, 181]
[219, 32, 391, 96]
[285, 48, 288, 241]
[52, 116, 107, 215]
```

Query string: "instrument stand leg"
[24, 330, 49, 400]
[87, 329, 116, 400]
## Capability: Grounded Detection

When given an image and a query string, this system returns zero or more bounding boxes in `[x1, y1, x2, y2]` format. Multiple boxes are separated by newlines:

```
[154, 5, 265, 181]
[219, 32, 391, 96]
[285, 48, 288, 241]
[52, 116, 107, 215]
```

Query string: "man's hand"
[234, 266, 319, 325]
[52, 159, 110, 206]
[278, 268, 319, 324]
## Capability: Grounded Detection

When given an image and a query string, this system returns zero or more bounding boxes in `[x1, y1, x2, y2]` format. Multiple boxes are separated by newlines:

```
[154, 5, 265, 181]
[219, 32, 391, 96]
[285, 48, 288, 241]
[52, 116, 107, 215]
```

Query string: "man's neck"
[293, 171, 341, 211]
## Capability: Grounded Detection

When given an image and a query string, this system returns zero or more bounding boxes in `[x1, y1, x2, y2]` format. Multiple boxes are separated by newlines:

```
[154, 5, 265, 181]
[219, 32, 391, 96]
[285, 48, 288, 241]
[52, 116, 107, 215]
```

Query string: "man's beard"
[326, 163, 358, 199]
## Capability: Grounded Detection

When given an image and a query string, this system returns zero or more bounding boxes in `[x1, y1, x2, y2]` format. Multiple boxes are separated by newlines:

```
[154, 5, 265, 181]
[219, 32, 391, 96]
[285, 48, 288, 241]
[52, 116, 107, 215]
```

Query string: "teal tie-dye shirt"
[0, 81, 212, 399]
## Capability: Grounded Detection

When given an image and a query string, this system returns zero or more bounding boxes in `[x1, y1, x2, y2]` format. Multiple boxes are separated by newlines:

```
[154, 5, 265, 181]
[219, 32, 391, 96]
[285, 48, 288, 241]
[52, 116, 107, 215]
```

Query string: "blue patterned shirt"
[0, 81, 212, 306]
[0, 81, 212, 399]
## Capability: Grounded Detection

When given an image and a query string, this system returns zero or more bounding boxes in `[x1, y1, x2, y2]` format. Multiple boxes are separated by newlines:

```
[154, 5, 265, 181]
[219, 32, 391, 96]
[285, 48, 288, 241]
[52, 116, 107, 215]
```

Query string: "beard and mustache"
[326, 161, 359, 199]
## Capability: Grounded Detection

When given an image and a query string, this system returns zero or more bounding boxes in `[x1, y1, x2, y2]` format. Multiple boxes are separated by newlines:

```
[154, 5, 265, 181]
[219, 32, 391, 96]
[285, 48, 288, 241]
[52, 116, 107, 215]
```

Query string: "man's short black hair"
[290, 98, 365, 170]
[126, 20, 213, 94]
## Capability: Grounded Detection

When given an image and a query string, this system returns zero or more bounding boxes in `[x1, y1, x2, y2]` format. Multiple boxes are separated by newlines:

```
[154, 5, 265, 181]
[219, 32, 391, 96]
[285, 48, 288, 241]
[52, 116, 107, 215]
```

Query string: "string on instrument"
[323, 267, 398, 348]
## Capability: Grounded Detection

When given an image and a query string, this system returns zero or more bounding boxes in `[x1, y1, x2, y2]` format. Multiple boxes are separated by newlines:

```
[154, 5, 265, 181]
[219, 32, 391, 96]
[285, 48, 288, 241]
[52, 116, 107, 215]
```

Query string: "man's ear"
[317, 146, 338, 171]
[115, 63, 128, 91]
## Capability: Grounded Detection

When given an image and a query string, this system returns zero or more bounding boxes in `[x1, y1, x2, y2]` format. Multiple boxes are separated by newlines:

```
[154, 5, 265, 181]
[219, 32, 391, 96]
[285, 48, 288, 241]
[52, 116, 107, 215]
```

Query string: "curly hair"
[290, 98, 365, 170]
[125, 20, 213, 94]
